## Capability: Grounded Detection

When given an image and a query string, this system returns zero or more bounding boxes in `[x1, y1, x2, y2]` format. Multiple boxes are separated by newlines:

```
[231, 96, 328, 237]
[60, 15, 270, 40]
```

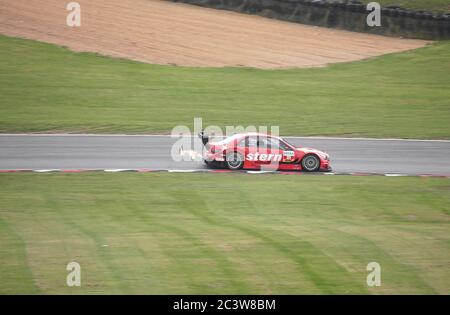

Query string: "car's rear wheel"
[301, 154, 320, 172]
[225, 152, 244, 170]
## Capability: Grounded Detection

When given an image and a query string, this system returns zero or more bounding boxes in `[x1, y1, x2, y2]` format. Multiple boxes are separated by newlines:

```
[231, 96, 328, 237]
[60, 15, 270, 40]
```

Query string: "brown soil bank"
[0, 0, 428, 69]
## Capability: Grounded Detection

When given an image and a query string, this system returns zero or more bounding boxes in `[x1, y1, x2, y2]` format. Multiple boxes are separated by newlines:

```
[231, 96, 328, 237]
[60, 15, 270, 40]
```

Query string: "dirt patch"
[0, 0, 429, 69]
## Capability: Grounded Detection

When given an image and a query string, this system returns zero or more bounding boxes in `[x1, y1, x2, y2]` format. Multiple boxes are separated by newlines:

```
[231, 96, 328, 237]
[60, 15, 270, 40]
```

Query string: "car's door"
[267, 137, 297, 170]
[241, 136, 283, 170]
[240, 136, 259, 169]
[254, 136, 277, 169]
[239, 135, 273, 169]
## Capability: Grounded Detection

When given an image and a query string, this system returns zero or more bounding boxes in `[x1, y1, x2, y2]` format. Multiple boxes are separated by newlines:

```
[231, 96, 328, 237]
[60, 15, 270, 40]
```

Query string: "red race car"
[199, 132, 331, 172]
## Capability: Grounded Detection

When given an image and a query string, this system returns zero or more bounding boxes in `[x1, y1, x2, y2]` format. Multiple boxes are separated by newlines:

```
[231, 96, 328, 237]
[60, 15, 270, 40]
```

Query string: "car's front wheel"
[301, 154, 320, 172]
[225, 152, 244, 170]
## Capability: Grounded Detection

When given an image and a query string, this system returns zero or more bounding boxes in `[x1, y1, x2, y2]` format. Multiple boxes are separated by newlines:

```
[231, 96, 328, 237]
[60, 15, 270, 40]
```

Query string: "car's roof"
[225, 132, 282, 140]
[210, 132, 285, 145]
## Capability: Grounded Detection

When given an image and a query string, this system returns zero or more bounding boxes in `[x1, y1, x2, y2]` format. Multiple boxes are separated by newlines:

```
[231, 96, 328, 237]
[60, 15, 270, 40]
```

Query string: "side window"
[246, 136, 258, 148]
[267, 138, 279, 150]
[269, 138, 291, 150]
[258, 136, 270, 149]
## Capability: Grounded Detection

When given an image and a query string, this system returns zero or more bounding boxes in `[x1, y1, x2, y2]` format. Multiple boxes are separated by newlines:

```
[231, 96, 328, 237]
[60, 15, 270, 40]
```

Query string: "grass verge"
[0, 172, 449, 294]
[0, 35, 449, 138]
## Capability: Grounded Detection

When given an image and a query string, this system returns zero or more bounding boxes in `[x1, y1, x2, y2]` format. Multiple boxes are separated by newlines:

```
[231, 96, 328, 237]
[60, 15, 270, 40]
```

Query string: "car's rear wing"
[198, 131, 209, 146]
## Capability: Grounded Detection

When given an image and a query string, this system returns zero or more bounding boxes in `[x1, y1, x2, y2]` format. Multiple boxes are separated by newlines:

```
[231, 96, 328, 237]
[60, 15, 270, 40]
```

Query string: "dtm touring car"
[199, 132, 331, 172]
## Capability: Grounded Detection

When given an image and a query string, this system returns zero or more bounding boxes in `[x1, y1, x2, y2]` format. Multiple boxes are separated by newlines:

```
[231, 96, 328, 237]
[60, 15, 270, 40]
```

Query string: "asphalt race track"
[1, 135, 449, 176]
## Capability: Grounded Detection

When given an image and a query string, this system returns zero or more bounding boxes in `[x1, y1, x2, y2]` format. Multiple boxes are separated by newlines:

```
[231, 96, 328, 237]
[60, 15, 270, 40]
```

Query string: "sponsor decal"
[246, 152, 282, 162]
[283, 150, 295, 162]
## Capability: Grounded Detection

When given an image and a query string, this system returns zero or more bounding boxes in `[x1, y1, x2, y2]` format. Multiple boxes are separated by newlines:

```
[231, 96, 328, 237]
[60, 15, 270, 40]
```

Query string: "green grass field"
[361, 0, 450, 12]
[0, 173, 449, 294]
[0, 35, 449, 138]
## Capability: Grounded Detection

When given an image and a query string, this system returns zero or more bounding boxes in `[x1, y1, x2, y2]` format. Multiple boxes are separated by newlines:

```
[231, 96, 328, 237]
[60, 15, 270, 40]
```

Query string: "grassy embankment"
[0, 35, 449, 138]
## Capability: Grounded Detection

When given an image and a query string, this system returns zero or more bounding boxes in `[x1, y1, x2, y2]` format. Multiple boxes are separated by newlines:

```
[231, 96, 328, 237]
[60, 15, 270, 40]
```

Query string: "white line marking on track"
[385, 174, 408, 177]
[33, 169, 61, 172]
[168, 169, 202, 173]
[104, 169, 134, 172]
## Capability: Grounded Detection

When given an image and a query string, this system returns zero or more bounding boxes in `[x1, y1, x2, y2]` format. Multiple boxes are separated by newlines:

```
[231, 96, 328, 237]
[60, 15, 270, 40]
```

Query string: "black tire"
[301, 154, 320, 172]
[225, 152, 244, 170]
